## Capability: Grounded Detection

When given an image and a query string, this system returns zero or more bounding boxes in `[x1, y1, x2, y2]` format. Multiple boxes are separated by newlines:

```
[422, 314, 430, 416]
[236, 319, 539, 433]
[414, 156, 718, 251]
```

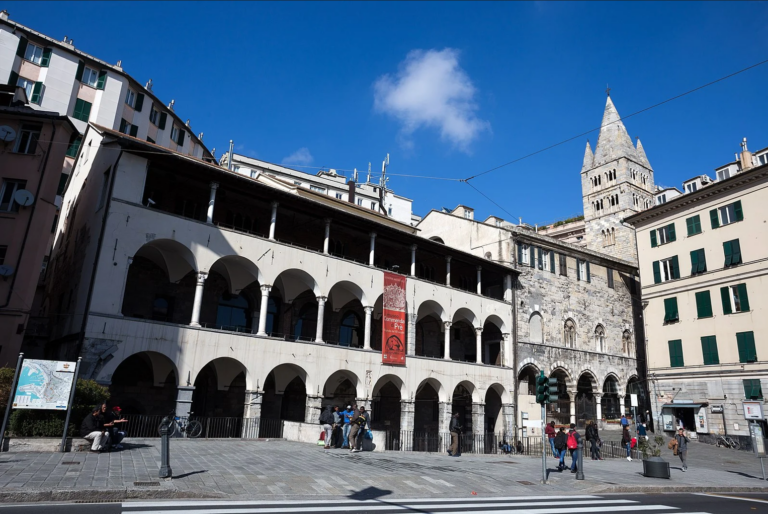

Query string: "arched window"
[152, 296, 172, 322]
[564, 319, 576, 348]
[595, 325, 605, 352]
[530, 313, 543, 344]
[294, 302, 317, 341]
[265, 296, 280, 336]
[339, 311, 362, 347]
[623, 330, 634, 356]
[216, 293, 250, 330]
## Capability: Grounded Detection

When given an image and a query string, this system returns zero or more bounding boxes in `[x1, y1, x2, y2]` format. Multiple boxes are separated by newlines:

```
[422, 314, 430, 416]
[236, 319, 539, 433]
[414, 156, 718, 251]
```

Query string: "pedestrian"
[567, 423, 581, 473]
[620, 414, 629, 429]
[545, 420, 557, 457]
[105, 405, 127, 449]
[554, 427, 567, 471]
[638, 421, 647, 442]
[586, 420, 602, 460]
[448, 412, 462, 457]
[341, 404, 353, 448]
[319, 404, 334, 449]
[622, 424, 632, 461]
[675, 428, 689, 472]
[349, 406, 367, 452]
[81, 406, 110, 452]
[331, 405, 343, 448]
[499, 440, 512, 454]
[515, 439, 524, 455]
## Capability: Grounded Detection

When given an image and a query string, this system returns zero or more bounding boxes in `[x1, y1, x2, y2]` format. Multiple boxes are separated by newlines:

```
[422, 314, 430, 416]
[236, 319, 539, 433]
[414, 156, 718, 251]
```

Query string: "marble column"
[323, 218, 331, 254]
[504, 274, 513, 302]
[189, 271, 207, 327]
[471, 402, 485, 436]
[256, 284, 272, 336]
[475, 327, 483, 364]
[620, 395, 626, 418]
[269, 201, 279, 240]
[476, 266, 482, 295]
[242, 390, 263, 438]
[305, 394, 323, 425]
[501, 403, 515, 436]
[400, 399, 415, 451]
[501, 333, 510, 367]
[443, 321, 452, 360]
[438, 402, 452, 433]
[407, 312, 417, 356]
[206, 182, 218, 224]
[315, 296, 327, 343]
[445, 256, 452, 287]
[369, 232, 376, 266]
[363, 306, 373, 350]
[569, 390, 577, 425]
[595, 394, 603, 427]
[410, 244, 417, 276]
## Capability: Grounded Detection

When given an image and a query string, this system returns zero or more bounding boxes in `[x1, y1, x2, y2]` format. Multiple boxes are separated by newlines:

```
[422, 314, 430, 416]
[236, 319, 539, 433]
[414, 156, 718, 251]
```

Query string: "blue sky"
[8, 1, 768, 224]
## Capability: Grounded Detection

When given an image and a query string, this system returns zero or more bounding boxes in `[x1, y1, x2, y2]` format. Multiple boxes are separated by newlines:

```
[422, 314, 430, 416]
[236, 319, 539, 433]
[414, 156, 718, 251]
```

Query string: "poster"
[12, 359, 76, 410]
[382, 272, 406, 365]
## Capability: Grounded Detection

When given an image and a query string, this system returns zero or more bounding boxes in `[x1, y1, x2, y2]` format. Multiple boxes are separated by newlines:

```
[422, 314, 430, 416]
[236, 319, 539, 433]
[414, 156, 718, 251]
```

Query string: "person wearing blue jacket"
[341, 405, 354, 449]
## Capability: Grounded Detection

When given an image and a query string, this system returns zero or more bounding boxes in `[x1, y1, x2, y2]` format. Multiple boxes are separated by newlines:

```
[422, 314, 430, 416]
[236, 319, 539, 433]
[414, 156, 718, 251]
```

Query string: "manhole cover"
[134, 481, 161, 487]
[61, 461, 81, 465]
[517, 480, 535, 486]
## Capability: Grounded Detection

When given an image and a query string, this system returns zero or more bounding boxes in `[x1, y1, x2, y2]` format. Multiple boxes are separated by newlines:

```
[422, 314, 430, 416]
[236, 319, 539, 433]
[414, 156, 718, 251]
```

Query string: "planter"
[642, 456, 670, 479]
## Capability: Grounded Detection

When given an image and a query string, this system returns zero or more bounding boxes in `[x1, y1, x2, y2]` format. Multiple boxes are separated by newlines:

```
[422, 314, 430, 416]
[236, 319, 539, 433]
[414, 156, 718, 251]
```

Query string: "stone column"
[501, 333, 510, 367]
[407, 312, 417, 356]
[475, 327, 483, 364]
[504, 274, 513, 303]
[242, 390, 263, 438]
[206, 182, 218, 224]
[471, 402, 485, 436]
[305, 394, 323, 425]
[256, 284, 272, 336]
[268, 201, 279, 240]
[476, 266, 482, 295]
[369, 232, 376, 266]
[315, 296, 327, 343]
[443, 321, 452, 360]
[501, 403, 515, 436]
[400, 399, 415, 451]
[175, 386, 195, 419]
[445, 256, 452, 287]
[438, 402, 452, 433]
[323, 218, 331, 254]
[569, 390, 577, 425]
[410, 244, 417, 277]
[595, 394, 603, 427]
[363, 306, 373, 350]
[189, 271, 207, 327]
[619, 395, 626, 418]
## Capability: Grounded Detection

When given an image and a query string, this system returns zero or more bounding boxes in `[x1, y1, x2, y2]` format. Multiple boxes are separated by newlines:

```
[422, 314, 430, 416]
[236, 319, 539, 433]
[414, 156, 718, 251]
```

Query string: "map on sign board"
[12, 359, 76, 410]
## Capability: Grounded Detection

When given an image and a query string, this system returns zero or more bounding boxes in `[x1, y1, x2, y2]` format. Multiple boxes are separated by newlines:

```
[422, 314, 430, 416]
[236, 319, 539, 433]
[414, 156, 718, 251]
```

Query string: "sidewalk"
[0, 437, 765, 503]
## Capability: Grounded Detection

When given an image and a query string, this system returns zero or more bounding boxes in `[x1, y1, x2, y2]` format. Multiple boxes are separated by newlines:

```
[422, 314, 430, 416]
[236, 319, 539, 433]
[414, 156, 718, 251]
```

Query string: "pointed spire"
[581, 140, 594, 172]
[635, 137, 652, 170]
[593, 95, 637, 166]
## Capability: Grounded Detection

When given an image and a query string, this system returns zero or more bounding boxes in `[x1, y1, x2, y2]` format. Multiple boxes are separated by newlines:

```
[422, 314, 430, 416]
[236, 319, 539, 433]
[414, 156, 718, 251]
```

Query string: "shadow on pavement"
[726, 470, 766, 480]
[348, 486, 392, 501]
[174, 470, 208, 479]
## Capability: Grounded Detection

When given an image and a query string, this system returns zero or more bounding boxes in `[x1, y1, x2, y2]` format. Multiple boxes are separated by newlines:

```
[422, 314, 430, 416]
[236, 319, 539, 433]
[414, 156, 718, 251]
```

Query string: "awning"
[661, 403, 706, 409]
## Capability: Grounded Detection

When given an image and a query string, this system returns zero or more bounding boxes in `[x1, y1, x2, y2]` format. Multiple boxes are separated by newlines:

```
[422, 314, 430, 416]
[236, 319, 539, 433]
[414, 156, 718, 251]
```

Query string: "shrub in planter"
[639, 435, 670, 479]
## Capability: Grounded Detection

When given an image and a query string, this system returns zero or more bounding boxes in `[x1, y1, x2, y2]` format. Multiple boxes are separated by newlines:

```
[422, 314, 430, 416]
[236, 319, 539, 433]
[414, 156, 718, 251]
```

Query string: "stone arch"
[415, 377, 448, 403]
[528, 311, 543, 344]
[191, 357, 250, 418]
[453, 379, 481, 403]
[262, 363, 310, 422]
[209, 255, 263, 294]
[417, 299, 447, 322]
[321, 369, 363, 401]
[577, 369, 600, 391]
[429, 236, 445, 244]
[133, 239, 197, 282]
[328, 280, 369, 308]
[273, 268, 322, 300]
[486, 382, 512, 404]
[484, 384, 507, 434]
[549, 361, 574, 388]
[372, 374, 405, 433]
[484, 313, 508, 333]
[563, 318, 577, 348]
[517, 357, 541, 375]
[107, 351, 178, 416]
[452, 307, 479, 327]
[372, 374, 406, 399]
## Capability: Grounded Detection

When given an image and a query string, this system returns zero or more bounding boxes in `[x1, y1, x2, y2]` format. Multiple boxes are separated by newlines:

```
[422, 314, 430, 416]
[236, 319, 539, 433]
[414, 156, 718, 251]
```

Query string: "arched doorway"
[322, 371, 359, 409]
[109, 352, 177, 424]
[602, 375, 621, 421]
[576, 372, 597, 428]
[261, 364, 308, 424]
[191, 358, 248, 437]
[372, 376, 403, 449]
[453, 382, 474, 452]
[547, 369, 571, 426]
[414, 379, 442, 451]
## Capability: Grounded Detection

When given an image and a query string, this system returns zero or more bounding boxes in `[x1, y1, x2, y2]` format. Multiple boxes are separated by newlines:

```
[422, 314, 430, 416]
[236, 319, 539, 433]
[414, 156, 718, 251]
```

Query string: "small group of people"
[80, 402, 128, 452]
[546, 422, 583, 473]
[499, 439, 524, 455]
[319, 404, 368, 452]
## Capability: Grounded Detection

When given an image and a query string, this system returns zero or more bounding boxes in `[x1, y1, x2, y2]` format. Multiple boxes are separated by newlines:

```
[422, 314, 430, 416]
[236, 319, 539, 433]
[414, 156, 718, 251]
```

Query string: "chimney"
[0, 11, 9, 21]
[348, 180, 356, 205]
[739, 137, 753, 171]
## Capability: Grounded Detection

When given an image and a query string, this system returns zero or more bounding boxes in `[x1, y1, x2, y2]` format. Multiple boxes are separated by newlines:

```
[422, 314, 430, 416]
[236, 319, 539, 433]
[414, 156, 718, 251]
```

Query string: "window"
[518, 244, 530, 265]
[66, 134, 82, 158]
[650, 223, 676, 247]
[721, 283, 750, 314]
[0, 245, 6, 265]
[564, 319, 576, 348]
[152, 296, 173, 322]
[16, 77, 34, 98]
[695, 290, 713, 318]
[529, 313, 543, 343]
[293, 181, 302, 186]
[310, 185, 325, 193]
[371, 202, 376, 210]
[607, 268, 614, 289]
[668, 340, 684, 367]
[686, 182, 698, 193]
[339, 311, 362, 347]
[743, 379, 763, 400]
[0, 180, 27, 212]
[690, 249, 706, 275]
[663, 297, 679, 323]
[737, 332, 758, 363]
[15, 124, 41, 154]
[701, 336, 719, 365]
[652, 256, 680, 284]
[622, 330, 634, 356]
[723, 239, 742, 267]
[216, 293, 250, 330]
[118, 119, 137, 137]
[595, 325, 605, 352]
[717, 168, 731, 181]
[81, 66, 101, 88]
[576, 259, 590, 282]
[125, 89, 136, 107]
[388, 207, 392, 215]
[357, 198, 363, 206]
[657, 194, 666, 205]
[542, 250, 550, 271]
[759, 154, 768, 166]
[559, 253, 567, 276]
[463, 210, 471, 219]
[335, 193, 343, 200]
[710, 200, 743, 228]
[170, 126, 185, 146]
[149, 106, 161, 126]
[24, 43, 43, 64]
[73, 98, 92, 122]
[685, 215, 702, 236]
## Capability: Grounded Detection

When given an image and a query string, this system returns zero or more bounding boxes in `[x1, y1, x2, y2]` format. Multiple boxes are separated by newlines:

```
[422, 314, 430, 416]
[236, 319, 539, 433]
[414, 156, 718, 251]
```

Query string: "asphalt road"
[0, 493, 766, 513]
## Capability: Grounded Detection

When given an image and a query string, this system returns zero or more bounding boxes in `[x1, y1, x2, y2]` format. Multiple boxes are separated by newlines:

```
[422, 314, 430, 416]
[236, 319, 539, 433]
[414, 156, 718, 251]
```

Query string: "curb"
[588, 485, 768, 494]
[0, 487, 225, 504]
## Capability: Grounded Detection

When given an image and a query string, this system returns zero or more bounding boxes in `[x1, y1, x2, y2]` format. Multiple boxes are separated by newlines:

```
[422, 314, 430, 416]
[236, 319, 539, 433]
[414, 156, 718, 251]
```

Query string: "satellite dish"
[13, 189, 34, 207]
[0, 126, 16, 142]
[0, 265, 15, 278]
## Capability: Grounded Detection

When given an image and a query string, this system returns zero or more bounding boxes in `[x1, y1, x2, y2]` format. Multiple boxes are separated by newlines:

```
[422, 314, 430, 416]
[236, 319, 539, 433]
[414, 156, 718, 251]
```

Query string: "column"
[175, 386, 195, 419]
[471, 402, 485, 435]
[504, 274, 513, 303]
[315, 296, 327, 343]
[363, 306, 373, 350]
[443, 321, 452, 360]
[569, 390, 577, 425]
[242, 390, 263, 438]
[206, 182, 218, 224]
[410, 244, 417, 276]
[323, 218, 331, 254]
[438, 402, 452, 433]
[445, 256, 452, 287]
[369, 232, 376, 266]
[476, 266, 482, 295]
[268, 201, 279, 240]
[501, 333, 510, 368]
[407, 312, 417, 356]
[189, 271, 207, 327]
[475, 327, 483, 364]
[619, 395, 626, 418]
[595, 394, 603, 427]
[400, 399, 415, 451]
[501, 403, 515, 436]
[256, 284, 272, 336]
[305, 395, 323, 425]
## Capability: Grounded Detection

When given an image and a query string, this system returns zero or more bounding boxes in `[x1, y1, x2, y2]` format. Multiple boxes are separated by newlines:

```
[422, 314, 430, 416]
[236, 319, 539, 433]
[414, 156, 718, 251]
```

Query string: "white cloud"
[281, 147, 314, 166]
[373, 48, 490, 151]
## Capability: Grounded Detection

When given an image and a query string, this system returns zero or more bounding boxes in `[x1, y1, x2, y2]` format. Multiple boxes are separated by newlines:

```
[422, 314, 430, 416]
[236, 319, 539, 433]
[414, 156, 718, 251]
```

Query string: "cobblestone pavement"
[0, 437, 765, 502]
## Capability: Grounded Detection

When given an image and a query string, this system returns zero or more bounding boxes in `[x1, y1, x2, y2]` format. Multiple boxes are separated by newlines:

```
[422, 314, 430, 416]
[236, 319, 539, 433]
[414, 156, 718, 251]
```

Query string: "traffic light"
[536, 371, 549, 404]
[547, 378, 559, 402]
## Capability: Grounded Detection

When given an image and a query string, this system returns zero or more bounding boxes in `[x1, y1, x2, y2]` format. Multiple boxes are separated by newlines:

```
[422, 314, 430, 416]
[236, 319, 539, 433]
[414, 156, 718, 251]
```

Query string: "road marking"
[695, 493, 768, 504]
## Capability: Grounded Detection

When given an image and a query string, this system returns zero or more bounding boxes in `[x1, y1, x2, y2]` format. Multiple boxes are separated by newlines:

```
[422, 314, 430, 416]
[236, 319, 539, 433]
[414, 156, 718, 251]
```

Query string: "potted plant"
[639, 435, 670, 479]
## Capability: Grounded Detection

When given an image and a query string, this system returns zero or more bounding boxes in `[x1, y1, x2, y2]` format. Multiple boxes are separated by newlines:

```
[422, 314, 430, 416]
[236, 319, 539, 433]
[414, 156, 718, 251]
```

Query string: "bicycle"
[157, 411, 203, 438]
[716, 435, 740, 450]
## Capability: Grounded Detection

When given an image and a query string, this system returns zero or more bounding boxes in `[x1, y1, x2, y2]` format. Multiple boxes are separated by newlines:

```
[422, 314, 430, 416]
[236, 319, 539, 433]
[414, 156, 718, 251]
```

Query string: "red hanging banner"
[382, 272, 407, 366]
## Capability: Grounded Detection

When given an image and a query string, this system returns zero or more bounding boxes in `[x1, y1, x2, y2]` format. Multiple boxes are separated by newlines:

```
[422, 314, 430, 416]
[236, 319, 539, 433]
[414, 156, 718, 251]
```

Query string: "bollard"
[576, 437, 584, 480]
[159, 415, 172, 479]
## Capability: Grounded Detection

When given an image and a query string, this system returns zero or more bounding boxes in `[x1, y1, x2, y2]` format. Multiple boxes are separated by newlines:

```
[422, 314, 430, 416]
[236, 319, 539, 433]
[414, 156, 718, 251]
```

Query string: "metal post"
[159, 415, 172, 478]
[761, 458, 766, 481]
[59, 357, 82, 452]
[541, 404, 546, 484]
[0, 353, 23, 452]
[576, 437, 585, 480]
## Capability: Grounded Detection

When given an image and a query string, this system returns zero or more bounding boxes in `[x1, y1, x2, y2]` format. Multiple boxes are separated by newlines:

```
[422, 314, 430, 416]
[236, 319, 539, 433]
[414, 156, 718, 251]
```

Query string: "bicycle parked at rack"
[157, 411, 203, 438]
[716, 434, 740, 450]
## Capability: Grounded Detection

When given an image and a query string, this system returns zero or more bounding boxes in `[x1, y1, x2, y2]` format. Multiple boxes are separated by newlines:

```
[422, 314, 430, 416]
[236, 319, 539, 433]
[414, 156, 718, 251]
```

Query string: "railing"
[117, 416, 284, 439]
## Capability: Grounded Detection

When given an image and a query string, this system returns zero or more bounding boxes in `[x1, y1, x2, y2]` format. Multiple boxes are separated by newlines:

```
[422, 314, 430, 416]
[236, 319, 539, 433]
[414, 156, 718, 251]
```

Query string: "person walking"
[448, 412, 462, 457]
[545, 420, 557, 457]
[638, 421, 647, 442]
[675, 428, 689, 471]
[586, 420, 602, 460]
[319, 404, 334, 449]
[341, 404, 353, 449]
[554, 427, 567, 471]
[620, 414, 629, 429]
[348, 406, 367, 452]
[622, 425, 632, 461]
[567, 423, 581, 473]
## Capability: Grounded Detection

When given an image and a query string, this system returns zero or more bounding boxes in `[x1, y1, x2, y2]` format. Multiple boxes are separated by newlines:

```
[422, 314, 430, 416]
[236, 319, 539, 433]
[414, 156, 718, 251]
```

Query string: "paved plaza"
[0, 438, 766, 503]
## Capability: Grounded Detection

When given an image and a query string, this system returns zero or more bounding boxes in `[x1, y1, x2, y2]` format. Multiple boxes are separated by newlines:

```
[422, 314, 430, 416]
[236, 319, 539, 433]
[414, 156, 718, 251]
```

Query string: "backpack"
[567, 431, 578, 450]
[554, 432, 567, 450]
[319, 409, 333, 425]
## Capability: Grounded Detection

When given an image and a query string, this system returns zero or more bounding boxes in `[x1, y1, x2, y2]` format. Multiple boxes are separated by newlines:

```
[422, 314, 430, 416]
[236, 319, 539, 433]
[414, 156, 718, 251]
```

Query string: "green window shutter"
[549, 251, 555, 273]
[9, 70, 18, 88]
[75, 60, 84, 82]
[96, 70, 107, 90]
[135, 93, 144, 112]
[667, 223, 676, 242]
[586, 261, 591, 282]
[65, 135, 82, 158]
[723, 240, 733, 267]
[731, 239, 742, 265]
[668, 340, 684, 367]
[16, 37, 28, 58]
[82, 100, 92, 120]
[695, 291, 712, 318]
[737, 283, 750, 312]
[159, 112, 167, 130]
[73, 98, 92, 122]
[664, 297, 678, 322]
[736, 332, 757, 363]
[720, 286, 733, 315]
[129, 125, 138, 137]
[73, 98, 82, 120]
[701, 336, 719, 365]
[686, 215, 702, 236]
[607, 268, 614, 289]
[697, 249, 707, 273]
[734, 200, 743, 222]
[30, 81, 43, 104]
[576, 261, 581, 281]
[671, 255, 680, 279]
[743, 379, 763, 400]
[652, 260, 661, 284]
[537, 247, 543, 270]
[119, 119, 127, 133]
[710, 209, 720, 229]
[690, 250, 699, 275]
[40, 48, 52, 67]
[517, 244, 523, 265]
[650, 230, 657, 248]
